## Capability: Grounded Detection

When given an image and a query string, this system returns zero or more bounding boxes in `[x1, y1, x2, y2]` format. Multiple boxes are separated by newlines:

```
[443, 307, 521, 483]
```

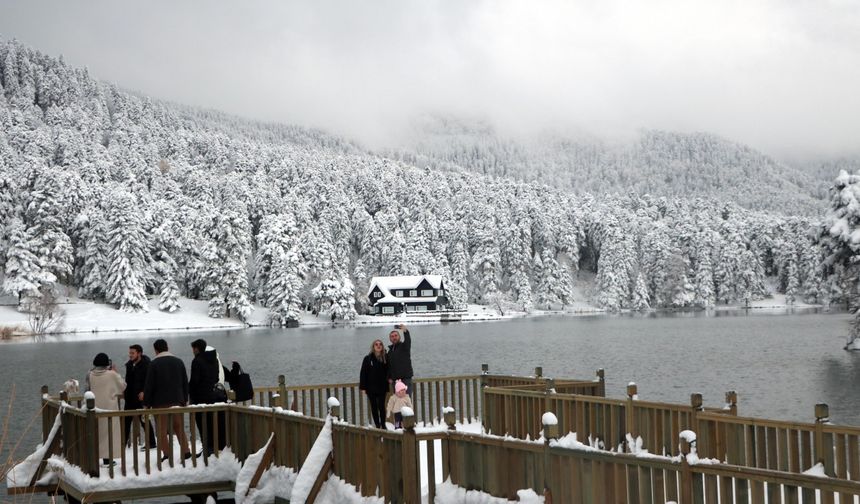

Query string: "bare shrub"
[0, 325, 25, 340]
[27, 286, 65, 335]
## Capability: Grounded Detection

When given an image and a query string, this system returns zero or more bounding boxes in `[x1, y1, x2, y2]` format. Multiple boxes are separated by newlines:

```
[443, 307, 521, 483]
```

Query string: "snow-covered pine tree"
[692, 243, 715, 308]
[3, 219, 53, 309]
[820, 170, 860, 341]
[159, 271, 181, 313]
[267, 248, 306, 327]
[445, 219, 469, 309]
[631, 270, 650, 310]
[75, 209, 108, 299]
[104, 191, 149, 312]
[204, 206, 253, 320]
[469, 220, 501, 304]
[23, 173, 73, 285]
[331, 277, 358, 321]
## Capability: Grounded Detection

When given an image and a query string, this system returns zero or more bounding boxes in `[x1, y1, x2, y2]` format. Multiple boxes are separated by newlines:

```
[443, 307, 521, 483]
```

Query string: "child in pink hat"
[386, 379, 414, 429]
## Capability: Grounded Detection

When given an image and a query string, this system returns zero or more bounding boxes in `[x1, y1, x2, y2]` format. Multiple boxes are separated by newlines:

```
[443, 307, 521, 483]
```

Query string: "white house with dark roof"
[367, 275, 449, 315]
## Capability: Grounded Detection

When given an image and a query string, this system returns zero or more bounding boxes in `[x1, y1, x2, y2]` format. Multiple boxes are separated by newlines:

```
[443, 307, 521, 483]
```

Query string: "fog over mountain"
[385, 117, 831, 215]
[1, 0, 858, 161]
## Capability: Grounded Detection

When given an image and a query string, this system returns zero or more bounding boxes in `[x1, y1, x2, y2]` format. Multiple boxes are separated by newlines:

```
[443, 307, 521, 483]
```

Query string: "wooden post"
[815, 403, 833, 476]
[626, 383, 638, 443]
[725, 391, 738, 415]
[545, 378, 556, 425]
[480, 363, 489, 430]
[40, 385, 50, 442]
[595, 369, 605, 397]
[401, 409, 420, 503]
[85, 396, 99, 477]
[277, 375, 287, 409]
[690, 393, 703, 439]
[679, 433, 694, 503]
[543, 412, 559, 503]
[444, 408, 457, 431]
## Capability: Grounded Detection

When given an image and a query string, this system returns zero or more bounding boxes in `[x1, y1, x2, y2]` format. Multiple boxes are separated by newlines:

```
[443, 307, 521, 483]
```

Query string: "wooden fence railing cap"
[444, 407, 457, 430]
[328, 396, 341, 418]
[815, 403, 830, 423]
[690, 393, 703, 410]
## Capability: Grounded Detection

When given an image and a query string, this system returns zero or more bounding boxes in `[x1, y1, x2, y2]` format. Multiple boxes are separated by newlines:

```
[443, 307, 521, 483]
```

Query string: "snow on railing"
[5, 410, 62, 488]
[290, 413, 334, 504]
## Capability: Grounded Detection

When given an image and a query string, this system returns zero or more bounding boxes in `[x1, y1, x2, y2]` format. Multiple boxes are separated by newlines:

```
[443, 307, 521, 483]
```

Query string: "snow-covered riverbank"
[0, 296, 544, 341]
[0, 293, 824, 343]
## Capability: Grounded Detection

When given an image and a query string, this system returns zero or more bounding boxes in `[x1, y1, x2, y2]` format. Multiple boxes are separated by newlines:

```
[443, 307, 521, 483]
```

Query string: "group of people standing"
[359, 324, 415, 429]
[83, 325, 417, 464]
[84, 338, 239, 465]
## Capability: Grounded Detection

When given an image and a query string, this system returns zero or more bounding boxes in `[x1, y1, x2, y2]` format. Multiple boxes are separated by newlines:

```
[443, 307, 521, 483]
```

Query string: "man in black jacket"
[387, 324, 413, 396]
[144, 339, 190, 462]
[189, 338, 226, 455]
[124, 344, 156, 449]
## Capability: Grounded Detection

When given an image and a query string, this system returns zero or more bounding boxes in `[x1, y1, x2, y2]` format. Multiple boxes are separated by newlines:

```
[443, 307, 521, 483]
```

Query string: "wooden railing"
[17, 367, 860, 503]
[247, 367, 547, 426]
[24, 395, 860, 504]
[483, 378, 860, 486]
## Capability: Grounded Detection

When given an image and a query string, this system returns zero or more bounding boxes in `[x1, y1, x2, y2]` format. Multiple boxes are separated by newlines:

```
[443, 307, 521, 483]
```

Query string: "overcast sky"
[1, 0, 859, 159]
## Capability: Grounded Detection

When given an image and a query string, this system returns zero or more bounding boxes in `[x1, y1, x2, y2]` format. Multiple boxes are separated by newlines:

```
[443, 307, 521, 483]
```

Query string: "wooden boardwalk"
[8, 365, 860, 503]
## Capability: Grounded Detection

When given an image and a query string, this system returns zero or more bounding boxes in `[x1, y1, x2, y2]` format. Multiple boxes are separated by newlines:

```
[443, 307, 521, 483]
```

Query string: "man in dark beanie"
[143, 339, 190, 462]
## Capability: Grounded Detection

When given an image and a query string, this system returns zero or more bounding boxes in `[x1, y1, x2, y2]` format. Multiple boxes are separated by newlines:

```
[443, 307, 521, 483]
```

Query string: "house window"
[415, 305, 427, 312]
[373, 291, 382, 298]
[395, 290, 404, 297]
[409, 290, 417, 297]
[438, 289, 445, 296]
[382, 306, 394, 314]
[421, 289, 433, 297]
[372, 306, 379, 314]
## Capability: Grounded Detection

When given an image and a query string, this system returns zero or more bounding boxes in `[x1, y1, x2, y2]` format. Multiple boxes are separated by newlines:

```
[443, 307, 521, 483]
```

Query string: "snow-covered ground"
[0, 290, 823, 342]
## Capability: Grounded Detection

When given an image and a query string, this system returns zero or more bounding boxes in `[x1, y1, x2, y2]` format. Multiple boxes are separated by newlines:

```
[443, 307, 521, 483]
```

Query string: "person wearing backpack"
[189, 339, 226, 456]
[225, 361, 254, 402]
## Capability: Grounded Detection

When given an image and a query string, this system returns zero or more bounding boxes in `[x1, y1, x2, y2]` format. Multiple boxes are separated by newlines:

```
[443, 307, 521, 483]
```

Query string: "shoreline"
[0, 294, 833, 344]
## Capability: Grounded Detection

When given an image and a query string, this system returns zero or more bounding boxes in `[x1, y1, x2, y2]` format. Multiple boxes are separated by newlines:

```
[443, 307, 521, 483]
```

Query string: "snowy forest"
[0, 39, 853, 326]
[388, 116, 830, 216]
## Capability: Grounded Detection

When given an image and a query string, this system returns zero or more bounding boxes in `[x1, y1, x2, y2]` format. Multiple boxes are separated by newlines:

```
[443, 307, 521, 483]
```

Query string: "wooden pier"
[8, 365, 860, 503]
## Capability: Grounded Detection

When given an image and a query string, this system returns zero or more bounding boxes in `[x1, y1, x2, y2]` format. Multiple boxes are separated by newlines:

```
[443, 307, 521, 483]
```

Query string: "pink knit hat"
[395, 380, 407, 393]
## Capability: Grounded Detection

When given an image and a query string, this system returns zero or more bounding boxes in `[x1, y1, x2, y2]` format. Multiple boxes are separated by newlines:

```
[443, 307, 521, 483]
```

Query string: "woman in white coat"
[86, 352, 126, 465]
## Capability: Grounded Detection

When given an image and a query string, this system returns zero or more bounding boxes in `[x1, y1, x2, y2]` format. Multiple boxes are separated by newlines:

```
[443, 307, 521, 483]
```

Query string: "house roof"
[376, 296, 440, 304]
[367, 275, 443, 297]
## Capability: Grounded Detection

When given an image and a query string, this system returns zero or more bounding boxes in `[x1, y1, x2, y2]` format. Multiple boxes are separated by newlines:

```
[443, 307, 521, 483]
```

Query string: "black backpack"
[227, 362, 254, 402]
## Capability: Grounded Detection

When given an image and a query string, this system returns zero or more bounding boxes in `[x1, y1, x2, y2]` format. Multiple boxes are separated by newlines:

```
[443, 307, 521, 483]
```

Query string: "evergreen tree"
[631, 270, 650, 310]
[158, 272, 181, 312]
[104, 191, 148, 312]
[76, 209, 108, 299]
[3, 219, 52, 309]
[267, 248, 306, 327]
[204, 207, 253, 320]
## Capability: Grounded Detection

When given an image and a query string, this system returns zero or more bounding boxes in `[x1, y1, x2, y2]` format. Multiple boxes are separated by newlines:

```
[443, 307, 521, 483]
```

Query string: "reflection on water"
[0, 309, 857, 489]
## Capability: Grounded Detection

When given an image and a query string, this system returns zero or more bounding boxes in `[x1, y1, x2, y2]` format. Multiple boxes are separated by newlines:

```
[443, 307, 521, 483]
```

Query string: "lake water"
[1, 309, 859, 491]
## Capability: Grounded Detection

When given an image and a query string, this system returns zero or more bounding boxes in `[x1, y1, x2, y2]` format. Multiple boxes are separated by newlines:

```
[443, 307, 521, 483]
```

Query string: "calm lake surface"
[1, 309, 858, 488]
